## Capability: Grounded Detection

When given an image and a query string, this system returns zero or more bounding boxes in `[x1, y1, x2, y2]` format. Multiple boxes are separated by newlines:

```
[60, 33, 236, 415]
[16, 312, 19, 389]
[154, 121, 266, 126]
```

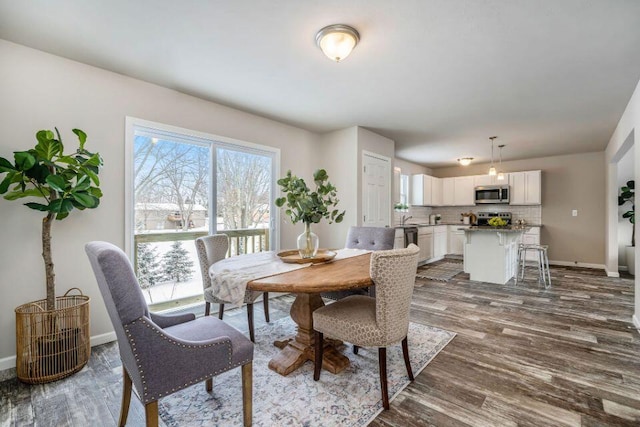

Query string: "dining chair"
[85, 241, 254, 427]
[196, 234, 269, 342]
[313, 244, 420, 410]
[321, 226, 396, 300]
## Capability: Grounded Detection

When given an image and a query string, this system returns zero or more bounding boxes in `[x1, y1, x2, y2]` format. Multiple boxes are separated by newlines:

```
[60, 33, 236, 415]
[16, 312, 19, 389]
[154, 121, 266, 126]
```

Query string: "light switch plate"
[572, 209, 578, 217]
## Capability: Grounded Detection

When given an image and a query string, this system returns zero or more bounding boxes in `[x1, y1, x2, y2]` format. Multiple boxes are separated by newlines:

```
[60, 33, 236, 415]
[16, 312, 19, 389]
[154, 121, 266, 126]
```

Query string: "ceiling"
[1, 0, 639, 168]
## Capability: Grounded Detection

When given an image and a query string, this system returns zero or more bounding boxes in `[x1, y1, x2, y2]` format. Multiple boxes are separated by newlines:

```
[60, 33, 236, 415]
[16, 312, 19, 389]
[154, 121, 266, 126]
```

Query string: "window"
[125, 118, 279, 310]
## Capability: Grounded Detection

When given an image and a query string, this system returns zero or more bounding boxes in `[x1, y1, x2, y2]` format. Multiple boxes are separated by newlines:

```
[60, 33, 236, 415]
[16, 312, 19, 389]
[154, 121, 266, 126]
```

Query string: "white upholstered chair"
[313, 244, 420, 410]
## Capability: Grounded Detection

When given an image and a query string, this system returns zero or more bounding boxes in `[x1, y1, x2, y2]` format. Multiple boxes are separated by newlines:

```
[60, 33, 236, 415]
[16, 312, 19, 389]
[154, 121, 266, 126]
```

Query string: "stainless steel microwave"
[474, 185, 510, 204]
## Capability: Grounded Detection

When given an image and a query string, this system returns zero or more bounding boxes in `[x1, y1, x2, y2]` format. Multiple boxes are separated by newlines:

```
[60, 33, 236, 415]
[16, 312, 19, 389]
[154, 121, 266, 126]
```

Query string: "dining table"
[211, 250, 373, 376]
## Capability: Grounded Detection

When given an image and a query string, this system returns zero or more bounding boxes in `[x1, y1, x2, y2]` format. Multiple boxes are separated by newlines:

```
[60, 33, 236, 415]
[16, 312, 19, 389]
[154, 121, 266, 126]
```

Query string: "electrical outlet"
[572, 209, 578, 217]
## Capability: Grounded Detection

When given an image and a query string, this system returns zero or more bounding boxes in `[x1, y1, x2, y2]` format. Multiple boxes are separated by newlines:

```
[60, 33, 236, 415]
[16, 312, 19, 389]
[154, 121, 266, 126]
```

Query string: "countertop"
[465, 226, 533, 233]
[394, 223, 542, 229]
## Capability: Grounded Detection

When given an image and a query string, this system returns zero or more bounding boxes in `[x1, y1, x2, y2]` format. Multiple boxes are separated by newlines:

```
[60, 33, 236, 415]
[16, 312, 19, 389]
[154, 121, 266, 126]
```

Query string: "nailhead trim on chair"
[125, 317, 241, 402]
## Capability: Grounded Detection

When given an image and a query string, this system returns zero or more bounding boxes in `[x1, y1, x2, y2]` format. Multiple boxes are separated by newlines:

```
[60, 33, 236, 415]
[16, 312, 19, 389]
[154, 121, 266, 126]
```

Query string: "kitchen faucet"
[400, 215, 413, 226]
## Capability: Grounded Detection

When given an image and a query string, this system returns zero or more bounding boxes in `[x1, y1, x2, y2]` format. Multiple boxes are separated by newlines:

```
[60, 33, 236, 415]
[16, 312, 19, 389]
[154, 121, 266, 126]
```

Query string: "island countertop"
[465, 226, 531, 232]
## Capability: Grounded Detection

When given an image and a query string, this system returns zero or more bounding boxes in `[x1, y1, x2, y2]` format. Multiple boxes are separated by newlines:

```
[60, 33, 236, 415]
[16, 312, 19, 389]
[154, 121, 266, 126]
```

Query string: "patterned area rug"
[416, 262, 464, 281]
[158, 317, 455, 426]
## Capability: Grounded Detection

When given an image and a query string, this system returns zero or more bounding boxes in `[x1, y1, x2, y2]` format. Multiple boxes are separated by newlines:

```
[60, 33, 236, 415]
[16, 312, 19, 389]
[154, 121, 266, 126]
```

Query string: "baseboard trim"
[0, 331, 118, 376]
[549, 260, 606, 270]
[618, 265, 629, 272]
[605, 267, 621, 278]
[633, 314, 640, 331]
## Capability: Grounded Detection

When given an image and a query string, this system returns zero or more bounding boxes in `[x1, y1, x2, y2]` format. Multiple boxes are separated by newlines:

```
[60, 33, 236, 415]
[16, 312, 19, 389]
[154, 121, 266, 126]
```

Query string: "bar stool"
[515, 243, 551, 288]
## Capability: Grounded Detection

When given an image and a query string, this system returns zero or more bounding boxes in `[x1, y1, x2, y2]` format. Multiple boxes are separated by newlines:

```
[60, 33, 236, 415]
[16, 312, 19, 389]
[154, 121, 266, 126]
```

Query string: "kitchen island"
[463, 226, 529, 284]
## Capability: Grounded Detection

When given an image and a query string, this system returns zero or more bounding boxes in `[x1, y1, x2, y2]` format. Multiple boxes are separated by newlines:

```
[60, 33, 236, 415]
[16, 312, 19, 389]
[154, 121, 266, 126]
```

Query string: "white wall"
[0, 40, 319, 364]
[604, 76, 640, 329]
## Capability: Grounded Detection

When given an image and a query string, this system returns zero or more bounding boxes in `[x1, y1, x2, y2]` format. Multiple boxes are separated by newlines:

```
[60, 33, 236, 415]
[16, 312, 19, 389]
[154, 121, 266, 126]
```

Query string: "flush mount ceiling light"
[497, 144, 506, 180]
[488, 136, 497, 176]
[457, 157, 474, 166]
[316, 24, 360, 62]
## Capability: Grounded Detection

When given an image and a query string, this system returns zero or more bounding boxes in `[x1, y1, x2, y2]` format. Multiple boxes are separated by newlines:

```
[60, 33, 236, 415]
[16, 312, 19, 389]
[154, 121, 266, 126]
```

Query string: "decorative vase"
[297, 223, 319, 258]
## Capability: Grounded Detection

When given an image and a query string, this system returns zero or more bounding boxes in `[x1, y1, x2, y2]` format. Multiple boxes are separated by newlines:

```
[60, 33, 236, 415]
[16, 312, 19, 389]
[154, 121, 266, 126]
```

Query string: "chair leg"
[545, 250, 552, 288]
[205, 378, 213, 392]
[378, 347, 390, 410]
[263, 292, 270, 323]
[205, 301, 211, 316]
[242, 362, 253, 427]
[353, 345, 359, 355]
[247, 303, 255, 343]
[401, 337, 414, 381]
[218, 303, 225, 320]
[119, 367, 132, 427]
[314, 331, 323, 381]
[144, 401, 159, 427]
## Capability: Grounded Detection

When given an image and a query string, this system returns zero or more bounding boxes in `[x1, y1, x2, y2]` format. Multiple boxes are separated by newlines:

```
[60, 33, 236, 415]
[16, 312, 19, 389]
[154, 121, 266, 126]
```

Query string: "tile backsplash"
[396, 205, 542, 225]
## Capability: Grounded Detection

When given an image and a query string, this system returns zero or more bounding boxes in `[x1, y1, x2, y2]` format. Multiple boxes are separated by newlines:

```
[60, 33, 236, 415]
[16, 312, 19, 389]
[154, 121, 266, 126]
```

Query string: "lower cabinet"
[433, 226, 447, 258]
[448, 226, 470, 255]
[417, 228, 433, 261]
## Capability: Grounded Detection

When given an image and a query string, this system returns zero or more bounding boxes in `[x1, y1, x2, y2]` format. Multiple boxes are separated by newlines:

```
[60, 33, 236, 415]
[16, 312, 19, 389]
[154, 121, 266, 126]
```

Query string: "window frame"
[124, 116, 281, 260]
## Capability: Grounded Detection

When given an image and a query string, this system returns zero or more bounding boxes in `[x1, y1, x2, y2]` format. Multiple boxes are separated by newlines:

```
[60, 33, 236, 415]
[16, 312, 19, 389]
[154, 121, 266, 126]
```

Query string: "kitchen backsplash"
[396, 205, 542, 225]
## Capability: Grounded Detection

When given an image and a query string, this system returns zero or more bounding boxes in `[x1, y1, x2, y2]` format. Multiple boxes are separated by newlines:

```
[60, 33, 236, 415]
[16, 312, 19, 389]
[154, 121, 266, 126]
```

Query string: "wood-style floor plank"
[1, 263, 638, 426]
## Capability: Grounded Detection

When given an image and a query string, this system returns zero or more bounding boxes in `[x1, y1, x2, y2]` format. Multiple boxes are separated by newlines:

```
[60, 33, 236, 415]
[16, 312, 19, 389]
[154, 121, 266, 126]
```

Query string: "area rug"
[416, 262, 464, 281]
[158, 317, 455, 426]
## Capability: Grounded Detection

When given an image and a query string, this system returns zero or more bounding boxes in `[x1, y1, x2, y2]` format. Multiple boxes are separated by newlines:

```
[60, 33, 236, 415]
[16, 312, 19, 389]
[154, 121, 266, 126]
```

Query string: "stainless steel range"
[476, 212, 512, 226]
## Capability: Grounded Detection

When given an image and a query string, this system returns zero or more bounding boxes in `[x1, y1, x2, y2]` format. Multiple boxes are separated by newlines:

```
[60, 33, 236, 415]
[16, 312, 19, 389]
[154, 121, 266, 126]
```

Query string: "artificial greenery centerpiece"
[488, 217, 508, 227]
[275, 169, 345, 258]
[0, 128, 103, 311]
[618, 180, 635, 247]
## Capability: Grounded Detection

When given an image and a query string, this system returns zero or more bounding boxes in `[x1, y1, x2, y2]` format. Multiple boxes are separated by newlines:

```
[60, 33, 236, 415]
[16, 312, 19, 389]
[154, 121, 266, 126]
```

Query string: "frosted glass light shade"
[316, 24, 360, 62]
[488, 166, 497, 176]
[497, 172, 505, 180]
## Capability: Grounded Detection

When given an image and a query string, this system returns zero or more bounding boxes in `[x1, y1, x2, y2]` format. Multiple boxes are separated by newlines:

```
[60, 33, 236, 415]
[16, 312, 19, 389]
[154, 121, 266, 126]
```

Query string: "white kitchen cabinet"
[509, 170, 541, 205]
[454, 176, 475, 206]
[431, 177, 442, 206]
[417, 227, 433, 261]
[442, 178, 455, 205]
[433, 225, 448, 258]
[394, 228, 405, 249]
[411, 174, 432, 206]
[474, 174, 510, 187]
[448, 225, 470, 255]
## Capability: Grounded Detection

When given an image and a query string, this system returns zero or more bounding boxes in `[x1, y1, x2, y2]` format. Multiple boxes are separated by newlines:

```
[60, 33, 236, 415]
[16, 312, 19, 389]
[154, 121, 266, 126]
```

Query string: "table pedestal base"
[267, 293, 350, 376]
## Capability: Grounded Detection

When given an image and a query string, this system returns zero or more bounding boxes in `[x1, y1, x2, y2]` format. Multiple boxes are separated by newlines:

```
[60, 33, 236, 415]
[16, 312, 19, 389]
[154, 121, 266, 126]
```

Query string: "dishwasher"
[403, 227, 418, 247]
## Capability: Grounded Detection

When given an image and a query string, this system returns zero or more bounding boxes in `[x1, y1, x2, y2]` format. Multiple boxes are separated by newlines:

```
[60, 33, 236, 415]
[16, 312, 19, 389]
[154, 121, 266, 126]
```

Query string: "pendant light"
[488, 136, 497, 176]
[497, 144, 505, 180]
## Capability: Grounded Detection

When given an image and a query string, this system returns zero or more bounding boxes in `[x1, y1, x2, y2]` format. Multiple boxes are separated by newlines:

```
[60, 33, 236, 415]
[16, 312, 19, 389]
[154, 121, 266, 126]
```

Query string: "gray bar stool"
[515, 243, 551, 288]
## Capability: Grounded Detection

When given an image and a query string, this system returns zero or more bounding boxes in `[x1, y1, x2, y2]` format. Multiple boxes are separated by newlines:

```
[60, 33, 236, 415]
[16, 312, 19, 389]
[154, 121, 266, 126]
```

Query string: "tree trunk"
[42, 213, 56, 311]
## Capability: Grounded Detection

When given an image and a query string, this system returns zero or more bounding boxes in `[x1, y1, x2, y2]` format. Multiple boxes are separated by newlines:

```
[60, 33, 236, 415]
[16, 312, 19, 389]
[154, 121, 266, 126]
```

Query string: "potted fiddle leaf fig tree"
[0, 128, 103, 383]
[619, 180, 635, 275]
[275, 169, 345, 258]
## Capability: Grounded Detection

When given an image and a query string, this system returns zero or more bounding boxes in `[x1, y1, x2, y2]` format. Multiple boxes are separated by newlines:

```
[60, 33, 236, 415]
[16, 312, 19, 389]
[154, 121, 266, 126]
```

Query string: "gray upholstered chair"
[196, 234, 269, 342]
[85, 241, 254, 427]
[322, 226, 396, 300]
[313, 244, 420, 410]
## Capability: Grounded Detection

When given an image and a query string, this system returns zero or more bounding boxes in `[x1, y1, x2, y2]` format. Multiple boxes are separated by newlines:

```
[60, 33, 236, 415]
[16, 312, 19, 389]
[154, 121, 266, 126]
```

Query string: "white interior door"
[362, 152, 391, 227]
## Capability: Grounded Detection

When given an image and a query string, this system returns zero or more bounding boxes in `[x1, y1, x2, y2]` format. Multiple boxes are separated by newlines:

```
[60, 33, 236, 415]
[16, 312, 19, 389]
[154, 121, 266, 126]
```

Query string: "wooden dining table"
[248, 252, 372, 376]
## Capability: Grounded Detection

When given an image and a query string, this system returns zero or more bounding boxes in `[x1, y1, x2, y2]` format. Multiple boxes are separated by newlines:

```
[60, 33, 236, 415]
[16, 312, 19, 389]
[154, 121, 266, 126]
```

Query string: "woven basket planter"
[15, 288, 90, 384]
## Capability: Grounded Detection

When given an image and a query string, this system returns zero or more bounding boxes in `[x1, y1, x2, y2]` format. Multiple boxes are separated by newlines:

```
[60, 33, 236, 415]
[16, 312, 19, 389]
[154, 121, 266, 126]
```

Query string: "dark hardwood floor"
[1, 262, 639, 426]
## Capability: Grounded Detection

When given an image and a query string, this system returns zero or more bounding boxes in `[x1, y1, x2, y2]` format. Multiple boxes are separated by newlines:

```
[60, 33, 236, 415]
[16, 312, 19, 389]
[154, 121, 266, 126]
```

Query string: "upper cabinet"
[454, 176, 475, 206]
[509, 170, 541, 205]
[442, 178, 455, 205]
[432, 177, 442, 206]
[411, 174, 433, 206]
[474, 173, 510, 187]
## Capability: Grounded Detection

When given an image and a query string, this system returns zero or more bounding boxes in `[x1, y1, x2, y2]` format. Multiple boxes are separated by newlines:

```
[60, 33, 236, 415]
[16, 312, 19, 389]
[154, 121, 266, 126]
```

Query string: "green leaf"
[46, 174, 67, 193]
[56, 211, 70, 220]
[4, 187, 48, 200]
[0, 174, 14, 194]
[71, 191, 96, 208]
[57, 155, 78, 165]
[36, 130, 55, 145]
[82, 167, 100, 186]
[87, 187, 103, 198]
[14, 152, 36, 171]
[84, 153, 102, 167]
[24, 163, 50, 184]
[0, 157, 14, 173]
[35, 138, 63, 161]
[24, 202, 49, 211]
[627, 180, 635, 190]
[74, 175, 90, 191]
[72, 129, 87, 149]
